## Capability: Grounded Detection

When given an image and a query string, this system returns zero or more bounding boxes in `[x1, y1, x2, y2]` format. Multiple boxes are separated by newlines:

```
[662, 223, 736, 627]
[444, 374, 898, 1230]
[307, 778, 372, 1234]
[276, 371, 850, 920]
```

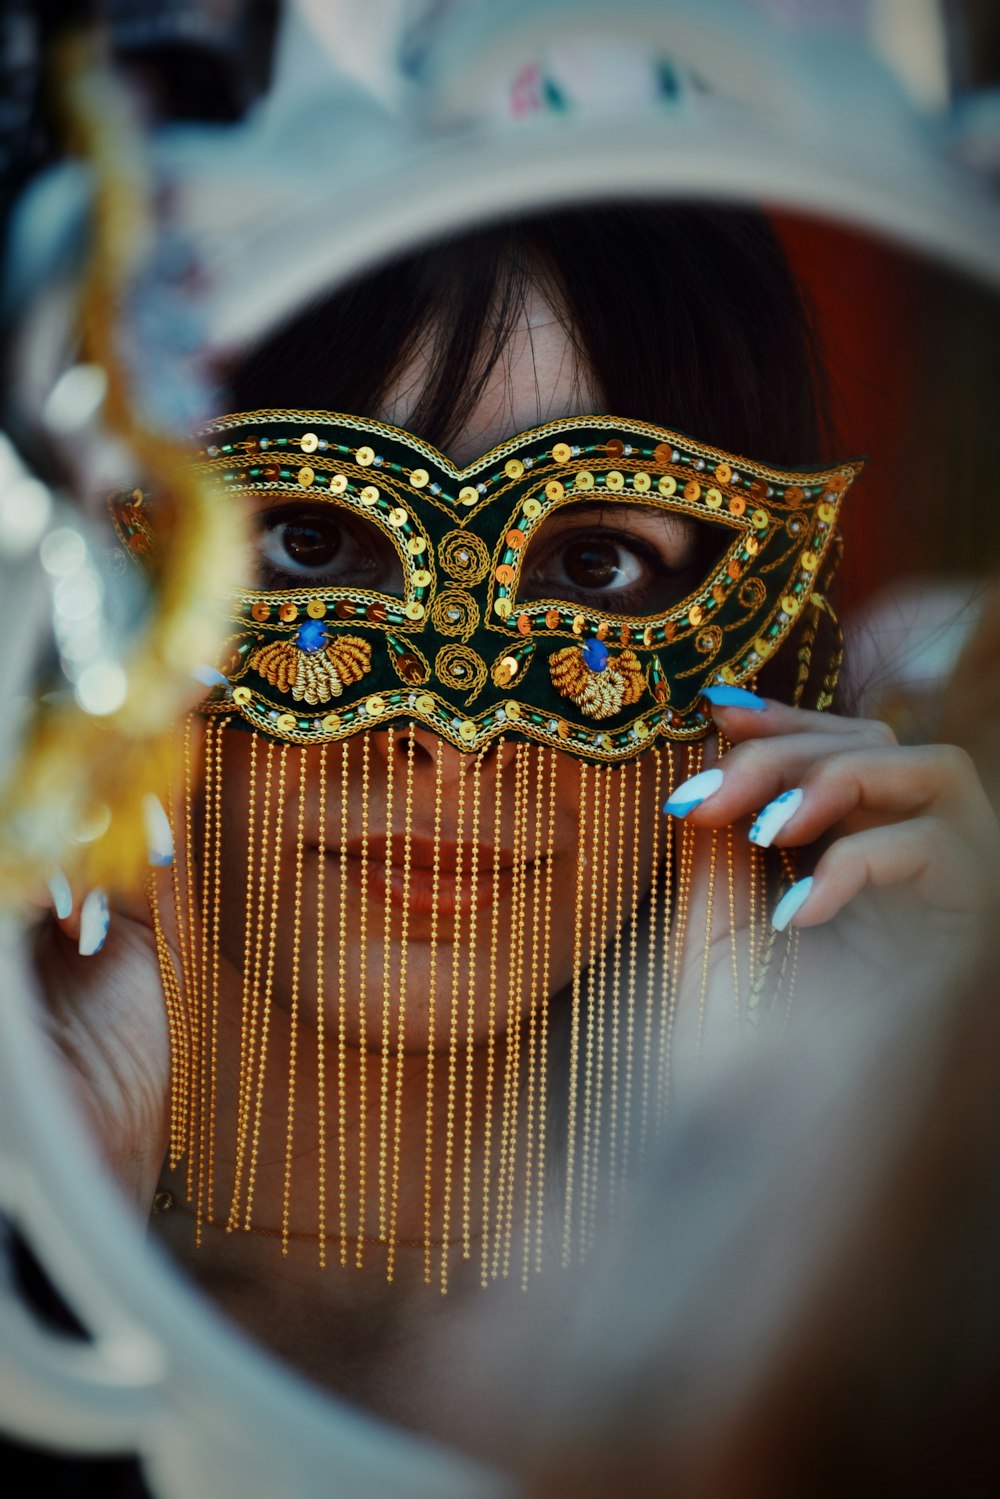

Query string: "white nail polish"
[47, 869, 73, 921]
[662, 767, 724, 817]
[79, 888, 110, 956]
[772, 876, 813, 932]
[143, 793, 174, 867]
[749, 788, 803, 848]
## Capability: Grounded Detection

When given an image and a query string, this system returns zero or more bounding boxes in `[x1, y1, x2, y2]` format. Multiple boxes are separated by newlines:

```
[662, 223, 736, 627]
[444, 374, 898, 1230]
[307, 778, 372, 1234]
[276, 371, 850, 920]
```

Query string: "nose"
[368, 724, 517, 787]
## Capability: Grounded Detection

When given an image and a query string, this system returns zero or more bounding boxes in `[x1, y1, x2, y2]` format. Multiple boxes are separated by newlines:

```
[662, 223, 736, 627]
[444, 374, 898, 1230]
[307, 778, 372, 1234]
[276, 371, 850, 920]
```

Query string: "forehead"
[376, 283, 600, 467]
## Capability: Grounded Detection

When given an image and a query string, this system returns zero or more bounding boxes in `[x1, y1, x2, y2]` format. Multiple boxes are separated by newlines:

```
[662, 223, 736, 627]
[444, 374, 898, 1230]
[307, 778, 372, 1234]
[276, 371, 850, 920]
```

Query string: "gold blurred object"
[0, 38, 242, 903]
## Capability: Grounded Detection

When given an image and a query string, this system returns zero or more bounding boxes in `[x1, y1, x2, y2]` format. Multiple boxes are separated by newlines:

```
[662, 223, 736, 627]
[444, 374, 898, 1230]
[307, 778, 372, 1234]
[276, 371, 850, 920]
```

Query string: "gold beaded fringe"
[148, 719, 797, 1289]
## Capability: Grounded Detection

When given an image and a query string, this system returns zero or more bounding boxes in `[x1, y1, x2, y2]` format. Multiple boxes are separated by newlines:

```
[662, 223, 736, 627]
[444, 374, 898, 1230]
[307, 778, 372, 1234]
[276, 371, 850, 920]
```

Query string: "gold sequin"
[359, 485, 379, 505]
[279, 602, 298, 623]
[494, 598, 512, 619]
[704, 488, 723, 509]
[276, 713, 297, 732]
[322, 711, 341, 730]
[818, 502, 835, 523]
[688, 604, 704, 626]
[801, 551, 818, 571]
[633, 472, 651, 492]
[729, 496, 747, 517]
[714, 461, 732, 484]
[412, 569, 432, 587]
[781, 594, 798, 614]
[572, 614, 586, 635]
[505, 701, 522, 720]
[494, 655, 520, 686]
[410, 469, 429, 488]
[459, 486, 479, 505]
[546, 480, 565, 501]
[522, 497, 543, 519]
[307, 599, 326, 619]
[574, 471, 594, 491]
[388, 507, 408, 528]
[505, 458, 525, 479]
[405, 601, 425, 621]
[459, 719, 477, 742]
[754, 637, 769, 656]
[329, 474, 348, 495]
[366, 695, 385, 715]
[298, 466, 315, 488]
[752, 508, 768, 529]
[416, 694, 435, 714]
[745, 535, 760, 555]
[658, 475, 677, 496]
[356, 446, 375, 466]
[684, 480, 701, 502]
[406, 535, 427, 554]
[606, 471, 624, 492]
[233, 685, 252, 705]
[300, 432, 319, 454]
[552, 443, 572, 463]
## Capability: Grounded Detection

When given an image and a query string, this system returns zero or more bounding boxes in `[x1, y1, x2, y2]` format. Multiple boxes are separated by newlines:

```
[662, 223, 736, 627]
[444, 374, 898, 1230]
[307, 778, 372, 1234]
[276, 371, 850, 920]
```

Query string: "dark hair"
[228, 201, 835, 705]
[228, 202, 829, 468]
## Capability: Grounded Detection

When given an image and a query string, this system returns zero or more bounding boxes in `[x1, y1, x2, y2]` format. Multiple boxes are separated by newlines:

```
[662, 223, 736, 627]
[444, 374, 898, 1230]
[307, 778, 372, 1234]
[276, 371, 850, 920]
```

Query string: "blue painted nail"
[702, 684, 767, 711]
[79, 888, 109, 956]
[47, 869, 73, 921]
[749, 788, 804, 848]
[192, 664, 231, 690]
[772, 876, 813, 932]
[143, 793, 174, 867]
[663, 767, 724, 818]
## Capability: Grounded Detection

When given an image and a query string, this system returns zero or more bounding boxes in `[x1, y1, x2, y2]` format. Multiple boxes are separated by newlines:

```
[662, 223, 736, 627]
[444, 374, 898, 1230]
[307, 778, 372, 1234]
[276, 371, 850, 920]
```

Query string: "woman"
[35, 202, 997, 1452]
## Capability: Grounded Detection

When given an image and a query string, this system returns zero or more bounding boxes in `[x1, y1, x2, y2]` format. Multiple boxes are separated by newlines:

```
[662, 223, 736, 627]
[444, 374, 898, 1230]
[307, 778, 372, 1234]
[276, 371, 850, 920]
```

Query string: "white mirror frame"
[1, 2, 999, 1493]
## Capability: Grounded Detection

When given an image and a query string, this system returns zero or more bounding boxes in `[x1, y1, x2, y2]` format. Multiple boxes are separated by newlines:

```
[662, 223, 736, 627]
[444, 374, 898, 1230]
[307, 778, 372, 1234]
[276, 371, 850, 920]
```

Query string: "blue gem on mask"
[582, 638, 609, 673]
[296, 619, 328, 654]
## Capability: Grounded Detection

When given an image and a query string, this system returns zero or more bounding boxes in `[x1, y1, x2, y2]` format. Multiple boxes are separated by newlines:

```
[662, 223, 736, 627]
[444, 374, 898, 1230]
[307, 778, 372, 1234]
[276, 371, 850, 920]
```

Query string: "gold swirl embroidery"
[438, 530, 490, 585]
[430, 589, 479, 641]
[435, 644, 488, 701]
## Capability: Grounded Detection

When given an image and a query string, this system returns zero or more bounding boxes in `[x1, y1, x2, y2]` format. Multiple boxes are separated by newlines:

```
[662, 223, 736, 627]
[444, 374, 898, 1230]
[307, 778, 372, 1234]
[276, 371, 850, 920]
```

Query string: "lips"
[324, 835, 519, 919]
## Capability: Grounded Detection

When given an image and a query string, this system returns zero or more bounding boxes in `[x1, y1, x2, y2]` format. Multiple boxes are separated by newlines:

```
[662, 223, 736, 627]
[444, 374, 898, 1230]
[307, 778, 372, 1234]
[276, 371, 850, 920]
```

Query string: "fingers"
[779, 817, 993, 928]
[37, 791, 177, 955]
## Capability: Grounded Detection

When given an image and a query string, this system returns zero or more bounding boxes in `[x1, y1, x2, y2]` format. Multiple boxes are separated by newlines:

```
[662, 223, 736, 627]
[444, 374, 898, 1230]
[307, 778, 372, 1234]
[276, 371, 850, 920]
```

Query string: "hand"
[665, 692, 1000, 994]
[30, 853, 173, 1210]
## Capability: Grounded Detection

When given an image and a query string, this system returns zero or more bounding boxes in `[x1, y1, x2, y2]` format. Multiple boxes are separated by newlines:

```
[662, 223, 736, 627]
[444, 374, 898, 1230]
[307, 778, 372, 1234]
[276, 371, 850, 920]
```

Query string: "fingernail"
[772, 876, 813, 932]
[663, 767, 724, 818]
[46, 869, 73, 921]
[143, 792, 174, 867]
[749, 787, 804, 848]
[79, 888, 109, 956]
[702, 684, 767, 711]
[192, 664, 230, 691]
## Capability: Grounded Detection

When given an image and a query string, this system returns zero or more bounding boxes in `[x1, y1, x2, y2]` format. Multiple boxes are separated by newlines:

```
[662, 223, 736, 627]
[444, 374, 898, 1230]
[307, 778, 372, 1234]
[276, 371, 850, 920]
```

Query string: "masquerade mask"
[123, 410, 857, 755]
[126, 411, 859, 1290]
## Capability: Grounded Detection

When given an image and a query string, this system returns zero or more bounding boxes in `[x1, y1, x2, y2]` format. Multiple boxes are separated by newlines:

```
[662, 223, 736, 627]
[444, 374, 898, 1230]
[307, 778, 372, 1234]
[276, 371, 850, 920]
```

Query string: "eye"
[251, 504, 405, 593]
[520, 503, 726, 615]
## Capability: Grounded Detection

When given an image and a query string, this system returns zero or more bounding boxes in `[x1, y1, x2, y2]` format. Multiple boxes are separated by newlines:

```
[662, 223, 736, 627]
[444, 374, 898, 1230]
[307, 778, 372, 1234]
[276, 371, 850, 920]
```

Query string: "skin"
[29, 282, 1000, 1455]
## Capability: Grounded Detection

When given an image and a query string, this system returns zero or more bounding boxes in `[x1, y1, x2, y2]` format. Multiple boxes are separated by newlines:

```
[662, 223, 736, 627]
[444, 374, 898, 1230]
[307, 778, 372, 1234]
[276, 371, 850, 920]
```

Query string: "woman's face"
[215, 287, 702, 1049]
